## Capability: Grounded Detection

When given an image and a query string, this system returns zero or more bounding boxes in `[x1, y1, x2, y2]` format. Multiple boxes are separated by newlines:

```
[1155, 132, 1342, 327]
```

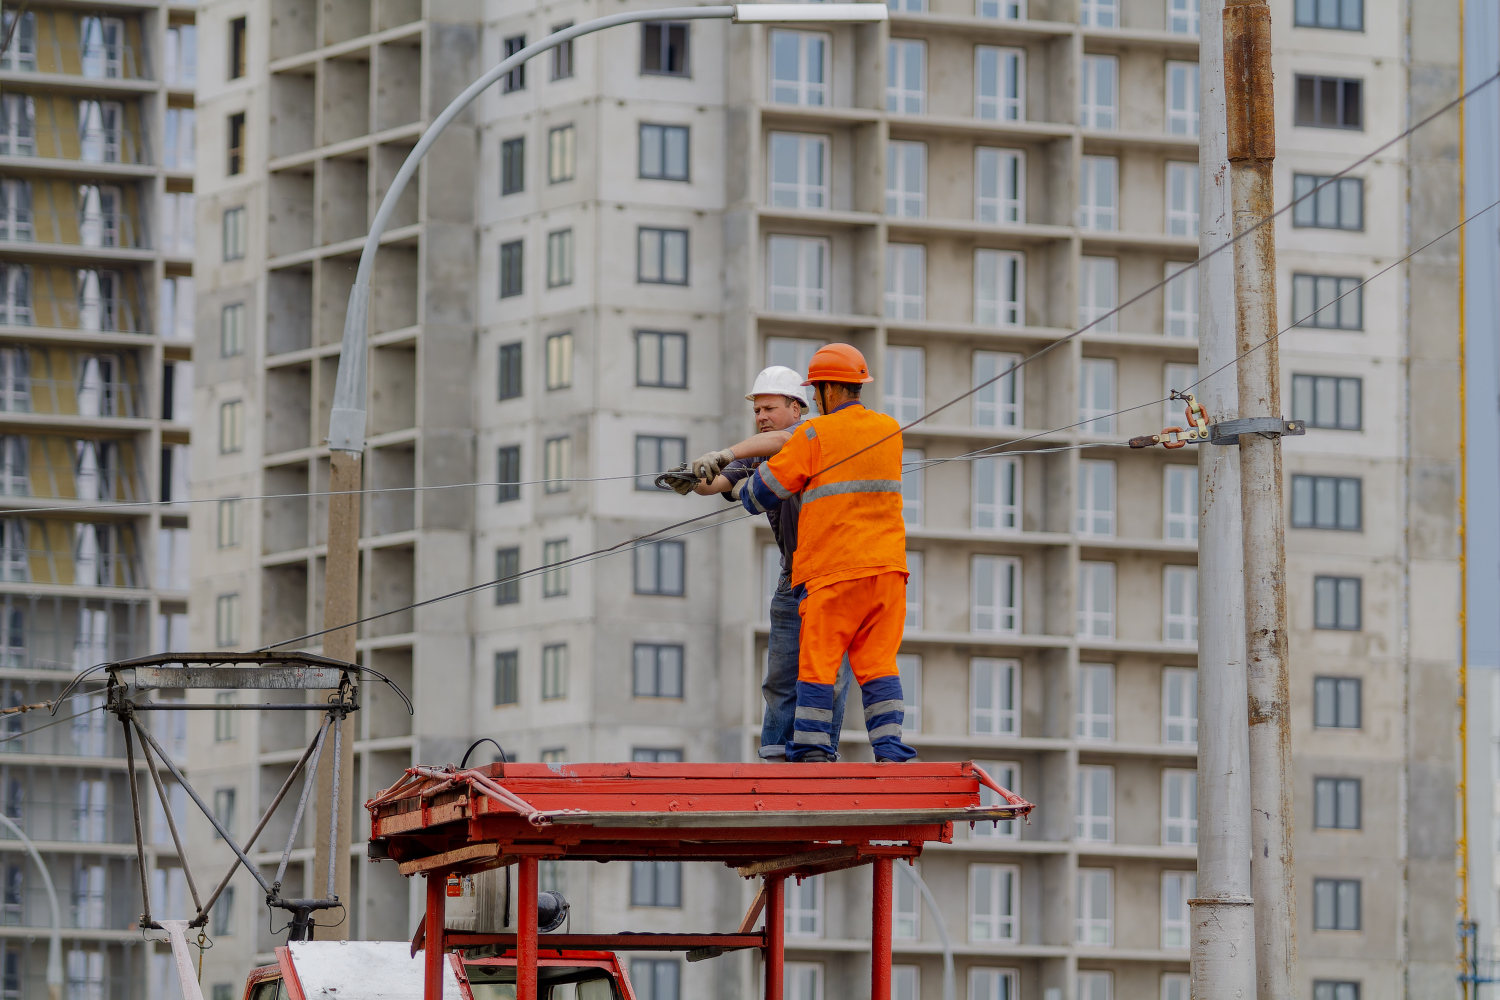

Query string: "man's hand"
[691, 448, 737, 483]
[654, 464, 699, 495]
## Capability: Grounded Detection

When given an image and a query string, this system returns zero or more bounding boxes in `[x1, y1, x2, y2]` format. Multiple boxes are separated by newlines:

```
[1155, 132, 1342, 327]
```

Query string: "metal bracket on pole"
[1209, 417, 1306, 445]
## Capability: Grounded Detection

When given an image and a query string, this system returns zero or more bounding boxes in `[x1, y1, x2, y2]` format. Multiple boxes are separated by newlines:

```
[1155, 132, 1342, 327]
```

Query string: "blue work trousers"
[762, 578, 852, 759]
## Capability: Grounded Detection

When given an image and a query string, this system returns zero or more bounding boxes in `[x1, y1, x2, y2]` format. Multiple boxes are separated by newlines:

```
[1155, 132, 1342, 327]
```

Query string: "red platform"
[365, 761, 1032, 1000]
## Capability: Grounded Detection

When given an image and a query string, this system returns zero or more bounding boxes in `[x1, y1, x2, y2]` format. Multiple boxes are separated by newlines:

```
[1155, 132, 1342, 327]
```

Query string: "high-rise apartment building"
[190, 0, 1459, 997]
[0, 0, 198, 994]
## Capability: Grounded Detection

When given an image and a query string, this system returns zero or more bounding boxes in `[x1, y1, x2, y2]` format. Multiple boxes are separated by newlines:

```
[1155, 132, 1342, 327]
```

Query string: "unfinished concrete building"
[188, 0, 1460, 997]
[0, 0, 199, 994]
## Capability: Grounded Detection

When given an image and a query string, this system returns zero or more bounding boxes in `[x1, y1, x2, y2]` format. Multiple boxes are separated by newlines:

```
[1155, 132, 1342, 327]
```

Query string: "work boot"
[799, 748, 832, 762]
[876, 754, 916, 763]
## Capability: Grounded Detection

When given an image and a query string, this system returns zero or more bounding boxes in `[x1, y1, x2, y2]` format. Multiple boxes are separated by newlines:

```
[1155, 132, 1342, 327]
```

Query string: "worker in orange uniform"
[736, 344, 917, 763]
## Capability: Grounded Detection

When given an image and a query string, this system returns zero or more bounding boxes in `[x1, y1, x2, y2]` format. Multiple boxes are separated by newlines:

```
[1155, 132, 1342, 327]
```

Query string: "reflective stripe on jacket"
[741, 401, 907, 590]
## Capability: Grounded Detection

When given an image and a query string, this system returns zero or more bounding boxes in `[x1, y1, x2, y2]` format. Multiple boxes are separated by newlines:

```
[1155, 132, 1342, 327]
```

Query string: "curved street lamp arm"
[895, 860, 955, 1000]
[0, 811, 63, 995]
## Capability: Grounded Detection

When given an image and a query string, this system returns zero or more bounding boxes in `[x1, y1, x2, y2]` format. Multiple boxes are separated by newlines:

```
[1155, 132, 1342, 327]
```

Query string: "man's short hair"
[815, 381, 862, 398]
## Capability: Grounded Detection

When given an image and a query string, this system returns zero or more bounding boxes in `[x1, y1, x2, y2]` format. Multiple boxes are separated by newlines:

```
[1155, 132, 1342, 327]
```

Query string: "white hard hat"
[747, 366, 810, 409]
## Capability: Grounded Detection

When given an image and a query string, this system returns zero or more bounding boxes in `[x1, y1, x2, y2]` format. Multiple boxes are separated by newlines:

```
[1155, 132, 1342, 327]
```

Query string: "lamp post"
[312, 0, 889, 935]
[0, 812, 64, 1000]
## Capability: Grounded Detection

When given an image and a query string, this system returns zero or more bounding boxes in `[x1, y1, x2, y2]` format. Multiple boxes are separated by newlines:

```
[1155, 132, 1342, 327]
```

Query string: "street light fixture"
[0, 812, 64, 1000]
[311, 1, 887, 924]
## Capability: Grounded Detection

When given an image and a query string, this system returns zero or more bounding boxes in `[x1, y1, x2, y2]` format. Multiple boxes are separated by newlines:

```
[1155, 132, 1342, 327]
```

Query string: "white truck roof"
[286, 941, 464, 999]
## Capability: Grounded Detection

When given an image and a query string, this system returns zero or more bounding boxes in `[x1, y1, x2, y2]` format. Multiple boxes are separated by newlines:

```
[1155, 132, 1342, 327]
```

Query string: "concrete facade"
[186, 0, 1462, 998]
[0, 0, 198, 994]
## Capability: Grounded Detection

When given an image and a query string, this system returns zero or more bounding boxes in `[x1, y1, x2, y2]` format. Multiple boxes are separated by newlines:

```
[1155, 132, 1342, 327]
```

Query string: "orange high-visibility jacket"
[744, 401, 908, 591]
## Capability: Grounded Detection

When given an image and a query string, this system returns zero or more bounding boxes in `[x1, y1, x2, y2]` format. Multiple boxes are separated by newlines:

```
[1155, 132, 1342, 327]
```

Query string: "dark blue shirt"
[723, 455, 801, 582]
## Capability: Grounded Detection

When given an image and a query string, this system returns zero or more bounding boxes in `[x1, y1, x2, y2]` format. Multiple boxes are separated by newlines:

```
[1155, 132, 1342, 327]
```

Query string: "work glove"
[654, 464, 698, 495]
[731, 478, 748, 501]
[691, 448, 737, 483]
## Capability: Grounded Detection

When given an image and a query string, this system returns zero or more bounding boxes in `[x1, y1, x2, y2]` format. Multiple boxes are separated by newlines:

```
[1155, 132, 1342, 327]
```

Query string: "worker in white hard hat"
[673, 366, 853, 760]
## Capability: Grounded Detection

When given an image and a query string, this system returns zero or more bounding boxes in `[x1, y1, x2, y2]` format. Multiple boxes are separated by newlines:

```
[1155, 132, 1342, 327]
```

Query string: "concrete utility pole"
[1189, 0, 1258, 996]
[1223, 1, 1296, 998]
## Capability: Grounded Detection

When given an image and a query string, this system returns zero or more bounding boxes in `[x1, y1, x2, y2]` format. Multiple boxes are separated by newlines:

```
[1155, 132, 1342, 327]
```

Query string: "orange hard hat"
[802, 343, 873, 385]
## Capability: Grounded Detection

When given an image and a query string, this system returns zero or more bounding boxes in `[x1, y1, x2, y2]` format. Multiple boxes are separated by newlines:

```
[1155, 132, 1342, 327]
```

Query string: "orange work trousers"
[797, 571, 907, 686]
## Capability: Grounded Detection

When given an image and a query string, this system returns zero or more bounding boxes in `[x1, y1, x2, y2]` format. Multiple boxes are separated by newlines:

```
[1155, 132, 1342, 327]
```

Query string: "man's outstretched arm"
[689, 430, 794, 493]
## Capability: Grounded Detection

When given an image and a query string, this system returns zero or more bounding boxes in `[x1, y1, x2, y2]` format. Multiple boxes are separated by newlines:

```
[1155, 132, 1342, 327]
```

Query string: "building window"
[632, 861, 682, 906]
[545, 332, 572, 390]
[1080, 0, 1118, 27]
[1077, 561, 1115, 639]
[970, 658, 1019, 736]
[894, 863, 920, 940]
[635, 434, 686, 490]
[1314, 676, 1361, 729]
[214, 594, 239, 646]
[638, 228, 688, 285]
[1296, 0, 1362, 29]
[547, 125, 575, 184]
[225, 112, 245, 175]
[1295, 75, 1363, 129]
[1291, 374, 1361, 429]
[973, 350, 1022, 427]
[974, 456, 1021, 533]
[1292, 175, 1363, 230]
[901, 448, 923, 526]
[1162, 976, 1191, 1000]
[784, 875, 824, 937]
[502, 35, 526, 91]
[539, 747, 566, 764]
[496, 342, 522, 400]
[1162, 767, 1197, 844]
[1165, 61, 1199, 136]
[885, 245, 926, 320]
[976, 147, 1025, 223]
[220, 303, 245, 357]
[212, 787, 235, 838]
[641, 22, 689, 76]
[767, 235, 829, 313]
[1075, 868, 1113, 945]
[636, 331, 688, 388]
[1164, 262, 1198, 338]
[785, 964, 824, 1000]
[632, 747, 683, 764]
[1079, 258, 1118, 333]
[971, 555, 1021, 634]
[1164, 565, 1198, 642]
[494, 548, 520, 605]
[640, 123, 689, 181]
[896, 653, 921, 731]
[1163, 668, 1198, 744]
[221, 207, 245, 261]
[1076, 765, 1113, 842]
[973, 761, 1021, 839]
[212, 692, 238, 742]
[1313, 878, 1360, 930]
[975, 47, 1024, 121]
[216, 498, 241, 549]
[1078, 155, 1118, 230]
[769, 30, 828, 106]
[496, 446, 521, 502]
[541, 643, 568, 699]
[971, 970, 1020, 1000]
[1080, 55, 1118, 129]
[887, 39, 926, 114]
[1314, 985, 1359, 1000]
[1167, 0, 1199, 34]
[542, 539, 569, 597]
[550, 23, 574, 80]
[633, 644, 684, 698]
[884, 345, 924, 422]
[0, 179, 30, 242]
[211, 887, 234, 936]
[1076, 459, 1115, 537]
[634, 541, 685, 596]
[1165, 161, 1199, 234]
[906, 550, 923, 628]
[546, 230, 573, 288]
[543, 436, 571, 493]
[1293, 273, 1362, 329]
[218, 400, 243, 453]
[968, 864, 1018, 942]
[1292, 475, 1361, 530]
[974, 250, 1025, 327]
[630, 959, 680, 1000]
[1076, 663, 1114, 741]
[501, 137, 524, 195]
[1161, 871, 1195, 949]
[886, 140, 926, 217]
[1314, 576, 1361, 631]
[1314, 776, 1361, 830]
[499, 240, 523, 298]
[768, 132, 829, 209]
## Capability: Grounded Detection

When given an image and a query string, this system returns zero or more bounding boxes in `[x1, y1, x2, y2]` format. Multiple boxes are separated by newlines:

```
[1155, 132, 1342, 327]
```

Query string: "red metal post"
[765, 876, 784, 1000]
[870, 859, 893, 1000]
[518, 856, 539, 1000]
[424, 872, 446, 1000]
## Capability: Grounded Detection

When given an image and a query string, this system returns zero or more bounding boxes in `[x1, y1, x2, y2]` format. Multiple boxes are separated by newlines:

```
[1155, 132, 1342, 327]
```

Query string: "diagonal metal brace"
[1209, 417, 1307, 445]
